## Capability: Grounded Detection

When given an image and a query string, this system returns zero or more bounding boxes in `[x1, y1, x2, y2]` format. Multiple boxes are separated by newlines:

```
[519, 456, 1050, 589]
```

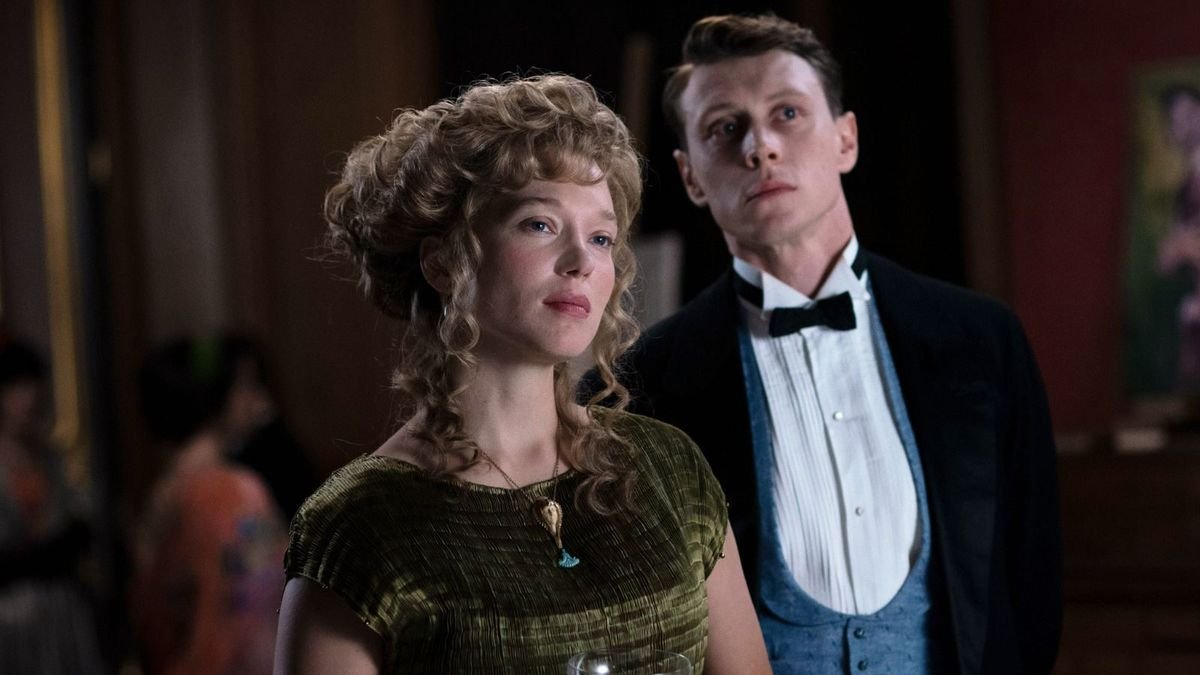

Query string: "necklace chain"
[475, 446, 580, 569]
[477, 447, 560, 503]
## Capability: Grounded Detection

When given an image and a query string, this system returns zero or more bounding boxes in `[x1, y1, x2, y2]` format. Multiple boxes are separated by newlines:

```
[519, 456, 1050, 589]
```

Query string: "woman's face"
[470, 176, 619, 366]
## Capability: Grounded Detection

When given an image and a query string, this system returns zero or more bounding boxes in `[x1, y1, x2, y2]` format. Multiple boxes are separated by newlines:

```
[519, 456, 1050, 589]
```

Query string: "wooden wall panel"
[1057, 452, 1200, 672]
[213, 0, 437, 474]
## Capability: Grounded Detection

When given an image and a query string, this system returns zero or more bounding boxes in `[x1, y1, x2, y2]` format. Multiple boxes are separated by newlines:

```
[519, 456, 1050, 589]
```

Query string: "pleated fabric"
[285, 409, 727, 674]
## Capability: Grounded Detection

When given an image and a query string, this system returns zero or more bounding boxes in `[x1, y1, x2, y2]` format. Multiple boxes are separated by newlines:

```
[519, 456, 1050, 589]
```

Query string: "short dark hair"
[0, 339, 46, 388]
[139, 335, 264, 443]
[1161, 84, 1200, 112]
[662, 13, 844, 149]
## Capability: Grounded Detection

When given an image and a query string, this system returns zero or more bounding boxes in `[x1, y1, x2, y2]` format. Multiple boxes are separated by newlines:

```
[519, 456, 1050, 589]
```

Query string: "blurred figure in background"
[0, 336, 105, 674]
[220, 336, 320, 520]
[133, 335, 288, 675]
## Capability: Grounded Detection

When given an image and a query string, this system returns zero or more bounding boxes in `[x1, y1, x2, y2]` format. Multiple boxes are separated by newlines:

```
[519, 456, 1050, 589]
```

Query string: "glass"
[566, 648, 692, 675]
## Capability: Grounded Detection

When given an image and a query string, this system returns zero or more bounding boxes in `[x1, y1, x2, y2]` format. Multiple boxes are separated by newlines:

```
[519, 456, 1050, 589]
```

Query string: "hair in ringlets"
[662, 13, 844, 149]
[324, 74, 642, 513]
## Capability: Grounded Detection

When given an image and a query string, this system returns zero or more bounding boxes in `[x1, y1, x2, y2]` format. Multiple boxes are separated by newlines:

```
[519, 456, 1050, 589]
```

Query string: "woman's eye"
[780, 106, 798, 120]
[591, 234, 614, 248]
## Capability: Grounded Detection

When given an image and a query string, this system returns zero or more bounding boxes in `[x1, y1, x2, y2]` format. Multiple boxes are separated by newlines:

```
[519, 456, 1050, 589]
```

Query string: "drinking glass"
[566, 648, 692, 675]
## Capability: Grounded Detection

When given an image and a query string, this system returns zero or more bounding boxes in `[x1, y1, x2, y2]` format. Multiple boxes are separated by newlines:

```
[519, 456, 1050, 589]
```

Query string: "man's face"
[673, 50, 858, 252]
[1167, 95, 1200, 152]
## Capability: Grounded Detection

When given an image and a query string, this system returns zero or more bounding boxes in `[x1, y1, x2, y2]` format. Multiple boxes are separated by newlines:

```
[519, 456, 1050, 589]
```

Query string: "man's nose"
[743, 124, 781, 169]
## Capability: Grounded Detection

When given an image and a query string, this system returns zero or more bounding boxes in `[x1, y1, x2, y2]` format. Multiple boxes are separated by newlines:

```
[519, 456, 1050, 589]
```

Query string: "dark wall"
[436, 1, 965, 300]
[833, 0, 963, 286]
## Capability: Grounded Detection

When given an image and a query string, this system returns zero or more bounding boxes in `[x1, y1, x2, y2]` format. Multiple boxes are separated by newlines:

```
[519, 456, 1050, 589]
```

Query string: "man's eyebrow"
[766, 88, 812, 102]
[694, 100, 738, 123]
[694, 88, 815, 123]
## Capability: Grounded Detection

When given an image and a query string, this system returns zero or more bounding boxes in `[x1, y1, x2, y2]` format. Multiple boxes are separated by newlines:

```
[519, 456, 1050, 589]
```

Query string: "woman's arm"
[274, 577, 383, 675]
[704, 525, 771, 674]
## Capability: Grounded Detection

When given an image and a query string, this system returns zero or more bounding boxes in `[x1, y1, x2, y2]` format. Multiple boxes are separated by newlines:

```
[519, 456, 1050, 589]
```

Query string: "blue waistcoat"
[736, 294, 950, 674]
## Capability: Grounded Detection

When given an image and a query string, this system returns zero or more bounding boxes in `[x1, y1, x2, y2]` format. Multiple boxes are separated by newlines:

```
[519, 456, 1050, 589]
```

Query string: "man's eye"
[709, 120, 740, 138]
[527, 219, 551, 233]
[781, 106, 798, 120]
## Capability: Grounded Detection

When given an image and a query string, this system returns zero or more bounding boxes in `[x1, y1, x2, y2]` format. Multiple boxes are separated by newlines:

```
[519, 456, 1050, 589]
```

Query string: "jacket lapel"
[866, 252, 997, 674]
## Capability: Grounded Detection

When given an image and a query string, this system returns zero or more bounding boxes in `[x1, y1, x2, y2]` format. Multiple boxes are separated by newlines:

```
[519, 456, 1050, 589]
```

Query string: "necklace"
[477, 447, 580, 569]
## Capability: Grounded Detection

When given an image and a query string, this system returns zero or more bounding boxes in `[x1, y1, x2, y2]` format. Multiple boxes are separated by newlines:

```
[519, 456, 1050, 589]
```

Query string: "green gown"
[284, 409, 727, 673]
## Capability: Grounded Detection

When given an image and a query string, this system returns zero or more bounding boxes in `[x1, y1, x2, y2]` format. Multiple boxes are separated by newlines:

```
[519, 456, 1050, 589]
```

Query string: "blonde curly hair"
[324, 74, 642, 512]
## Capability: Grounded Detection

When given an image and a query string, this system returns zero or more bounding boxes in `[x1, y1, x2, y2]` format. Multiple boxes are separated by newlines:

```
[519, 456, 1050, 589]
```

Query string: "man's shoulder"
[634, 273, 734, 349]
[865, 251, 1019, 330]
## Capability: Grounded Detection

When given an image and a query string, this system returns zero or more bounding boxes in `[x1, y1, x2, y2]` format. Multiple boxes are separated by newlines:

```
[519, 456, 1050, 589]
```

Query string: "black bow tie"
[770, 292, 856, 335]
[732, 274, 858, 336]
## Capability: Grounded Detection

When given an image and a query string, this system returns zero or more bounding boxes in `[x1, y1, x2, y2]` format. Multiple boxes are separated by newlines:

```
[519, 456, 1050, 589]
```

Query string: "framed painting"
[1124, 59, 1200, 403]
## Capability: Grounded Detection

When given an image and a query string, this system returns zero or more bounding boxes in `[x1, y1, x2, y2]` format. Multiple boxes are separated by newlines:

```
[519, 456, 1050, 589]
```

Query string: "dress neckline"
[355, 453, 579, 495]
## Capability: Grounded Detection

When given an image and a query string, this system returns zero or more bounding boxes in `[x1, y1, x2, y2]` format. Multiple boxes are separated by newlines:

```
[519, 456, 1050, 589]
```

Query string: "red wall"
[993, 0, 1200, 432]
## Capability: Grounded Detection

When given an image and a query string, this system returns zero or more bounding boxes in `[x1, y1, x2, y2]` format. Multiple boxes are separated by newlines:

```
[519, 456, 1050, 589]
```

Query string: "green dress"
[284, 409, 727, 673]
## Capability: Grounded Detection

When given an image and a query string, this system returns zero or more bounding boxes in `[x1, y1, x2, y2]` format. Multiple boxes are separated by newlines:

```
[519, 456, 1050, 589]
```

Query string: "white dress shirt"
[733, 237, 920, 615]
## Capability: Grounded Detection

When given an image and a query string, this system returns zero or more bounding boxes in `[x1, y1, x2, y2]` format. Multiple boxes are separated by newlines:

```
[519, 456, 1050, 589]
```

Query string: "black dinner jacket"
[599, 251, 1062, 674]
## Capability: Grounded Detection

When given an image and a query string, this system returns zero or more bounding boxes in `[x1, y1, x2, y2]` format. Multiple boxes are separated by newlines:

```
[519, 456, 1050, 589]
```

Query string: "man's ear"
[836, 111, 859, 174]
[419, 237, 450, 294]
[673, 149, 708, 207]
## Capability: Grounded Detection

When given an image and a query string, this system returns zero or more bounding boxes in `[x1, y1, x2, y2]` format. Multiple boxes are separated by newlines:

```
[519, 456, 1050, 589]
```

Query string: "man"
[600, 14, 1061, 674]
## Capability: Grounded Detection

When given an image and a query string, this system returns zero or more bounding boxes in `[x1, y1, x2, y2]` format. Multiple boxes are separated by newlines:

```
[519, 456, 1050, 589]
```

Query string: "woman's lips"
[543, 293, 591, 318]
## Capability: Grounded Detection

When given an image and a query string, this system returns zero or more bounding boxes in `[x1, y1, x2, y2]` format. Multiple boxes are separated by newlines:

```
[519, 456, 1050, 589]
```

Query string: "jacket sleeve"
[1003, 314, 1063, 672]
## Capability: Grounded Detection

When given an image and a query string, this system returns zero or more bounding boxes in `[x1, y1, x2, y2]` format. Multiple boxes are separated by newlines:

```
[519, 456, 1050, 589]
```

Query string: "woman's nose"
[555, 235, 595, 277]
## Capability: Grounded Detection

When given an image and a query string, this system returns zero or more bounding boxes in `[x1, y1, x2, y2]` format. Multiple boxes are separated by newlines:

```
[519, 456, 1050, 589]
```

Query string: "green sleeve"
[283, 471, 397, 640]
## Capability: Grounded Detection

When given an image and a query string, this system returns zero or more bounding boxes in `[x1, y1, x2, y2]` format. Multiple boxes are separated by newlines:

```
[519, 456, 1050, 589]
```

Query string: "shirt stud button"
[832, 411, 845, 421]
[854, 506, 864, 516]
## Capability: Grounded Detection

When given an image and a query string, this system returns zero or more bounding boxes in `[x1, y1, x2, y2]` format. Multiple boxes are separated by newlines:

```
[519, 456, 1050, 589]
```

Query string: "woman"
[135, 336, 287, 675]
[0, 338, 104, 674]
[275, 74, 769, 674]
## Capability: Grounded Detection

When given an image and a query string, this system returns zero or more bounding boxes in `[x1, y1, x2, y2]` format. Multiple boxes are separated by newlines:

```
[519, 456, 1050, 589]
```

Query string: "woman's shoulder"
[286, 455, 430, 580]
[591, 407, 708, 486]
[293, 455, 422, 530]
[593, 407, 698, 456]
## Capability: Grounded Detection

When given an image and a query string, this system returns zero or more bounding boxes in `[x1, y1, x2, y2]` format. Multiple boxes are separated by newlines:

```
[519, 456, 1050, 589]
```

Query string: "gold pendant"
[532, 497, 564, 549]
[532, 498, 580, 568]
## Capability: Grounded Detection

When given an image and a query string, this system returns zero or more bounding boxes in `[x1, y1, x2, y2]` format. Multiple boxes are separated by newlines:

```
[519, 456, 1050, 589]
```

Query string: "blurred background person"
[218, 336, 320, 520]
[0, 336, 105, 674]
[132, 335, 288, 675]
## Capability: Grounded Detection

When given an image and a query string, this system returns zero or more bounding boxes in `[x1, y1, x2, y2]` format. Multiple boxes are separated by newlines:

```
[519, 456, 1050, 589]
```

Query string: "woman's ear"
[419, 237, 450, 294]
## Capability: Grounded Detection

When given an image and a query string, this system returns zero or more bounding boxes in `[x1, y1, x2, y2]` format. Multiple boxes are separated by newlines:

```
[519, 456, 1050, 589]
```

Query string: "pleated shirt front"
[734, 238, 919, 615]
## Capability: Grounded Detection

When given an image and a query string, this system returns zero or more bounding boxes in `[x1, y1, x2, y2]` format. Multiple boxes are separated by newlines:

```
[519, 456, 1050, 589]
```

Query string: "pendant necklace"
[479, 447, 580, 569]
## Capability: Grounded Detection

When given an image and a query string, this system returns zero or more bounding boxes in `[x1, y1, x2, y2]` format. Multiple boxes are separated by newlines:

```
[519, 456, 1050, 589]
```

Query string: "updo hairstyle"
[324, 74, 642, 512]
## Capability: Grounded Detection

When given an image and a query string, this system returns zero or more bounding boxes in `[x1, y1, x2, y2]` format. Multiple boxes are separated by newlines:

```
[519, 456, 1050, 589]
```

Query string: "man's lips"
[543, 292, 591, 318]
[746, 180, 795, 203]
